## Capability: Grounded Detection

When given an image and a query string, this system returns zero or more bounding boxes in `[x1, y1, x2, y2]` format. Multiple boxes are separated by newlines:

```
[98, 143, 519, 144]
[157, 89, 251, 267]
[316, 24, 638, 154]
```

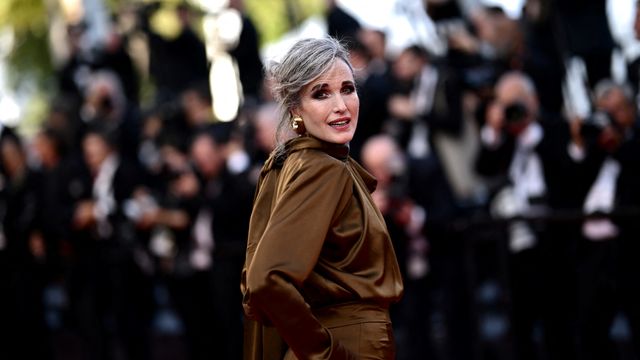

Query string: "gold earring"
[291, 116, 305, 134]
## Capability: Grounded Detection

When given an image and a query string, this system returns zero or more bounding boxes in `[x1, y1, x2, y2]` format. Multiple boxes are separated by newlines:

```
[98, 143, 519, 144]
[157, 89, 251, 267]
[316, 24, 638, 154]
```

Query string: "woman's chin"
[327, 134, 354, 145]
[312, 129, 355, 145]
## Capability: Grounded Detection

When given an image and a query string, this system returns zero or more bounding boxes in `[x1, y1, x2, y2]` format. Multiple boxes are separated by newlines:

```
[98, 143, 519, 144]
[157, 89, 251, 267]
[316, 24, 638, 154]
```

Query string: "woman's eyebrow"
[310, 83, 328, 92]
[310, 80, 355, 92]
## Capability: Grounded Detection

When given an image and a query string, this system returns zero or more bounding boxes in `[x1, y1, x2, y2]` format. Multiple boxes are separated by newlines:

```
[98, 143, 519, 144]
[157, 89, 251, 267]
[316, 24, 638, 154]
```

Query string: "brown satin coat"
[241, 136, 404, 359]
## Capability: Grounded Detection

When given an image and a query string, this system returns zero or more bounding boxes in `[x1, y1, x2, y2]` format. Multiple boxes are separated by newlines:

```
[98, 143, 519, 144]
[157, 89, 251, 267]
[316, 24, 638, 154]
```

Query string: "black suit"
[350, 70, 391, 161]
[167, 167, 254, 360]
[141, 15, 209, 104]
[0, 168, 52, 359]
[229, 15, 264, 102]
[614, 126, 640, 356]
[475, 119, 599, 360]
[555, 0, 615, 88]
[327, 5, 361, 42]
[64, 156, 152, 360]
[578, 123, 640, 359]
[209, 168, 254, 359]
[389, 64, 464, 152]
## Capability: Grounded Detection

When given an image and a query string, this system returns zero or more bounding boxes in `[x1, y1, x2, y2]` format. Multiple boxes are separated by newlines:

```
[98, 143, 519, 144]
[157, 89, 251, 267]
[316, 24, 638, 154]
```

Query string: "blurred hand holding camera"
[388, 95, 416, 120]
[73, 200, 96, 230]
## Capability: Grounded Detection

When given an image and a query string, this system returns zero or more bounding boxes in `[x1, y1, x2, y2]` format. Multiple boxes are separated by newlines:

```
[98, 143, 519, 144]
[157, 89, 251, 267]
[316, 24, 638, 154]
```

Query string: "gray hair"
[497, 71, 537, 98]
[267, 37, 353, 157]
[593, 78, 634, 104]
[496, 71, 539, 118]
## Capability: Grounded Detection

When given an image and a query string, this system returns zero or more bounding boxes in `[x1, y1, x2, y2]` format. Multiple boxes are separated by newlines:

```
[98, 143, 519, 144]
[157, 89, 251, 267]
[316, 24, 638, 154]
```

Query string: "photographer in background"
[572, 79, 640, 360]
[65, 124, 152, 360]
[185, 125, 254, 359]
[0, 129, 52, 359]
[80, 70, 141, 161]
[387, 44, 464, 160]
[475, 71, 590, 360]
[446, 4, 523, 95]
[362, 133, 464, 359]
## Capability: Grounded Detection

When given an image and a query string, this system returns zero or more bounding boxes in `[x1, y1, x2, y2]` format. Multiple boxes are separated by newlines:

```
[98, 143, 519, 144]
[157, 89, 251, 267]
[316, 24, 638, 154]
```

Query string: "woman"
[241, 37, 403, 359]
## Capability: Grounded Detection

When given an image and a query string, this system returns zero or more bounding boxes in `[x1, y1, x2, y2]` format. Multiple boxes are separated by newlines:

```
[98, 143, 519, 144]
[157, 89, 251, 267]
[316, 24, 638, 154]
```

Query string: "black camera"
[580, 111, 612, 148]
[504, 102, 529, 124]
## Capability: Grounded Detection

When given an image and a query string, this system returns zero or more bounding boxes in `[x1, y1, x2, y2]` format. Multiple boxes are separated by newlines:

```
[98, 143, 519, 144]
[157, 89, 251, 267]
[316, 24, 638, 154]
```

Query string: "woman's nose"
[333, 94, 347, 113]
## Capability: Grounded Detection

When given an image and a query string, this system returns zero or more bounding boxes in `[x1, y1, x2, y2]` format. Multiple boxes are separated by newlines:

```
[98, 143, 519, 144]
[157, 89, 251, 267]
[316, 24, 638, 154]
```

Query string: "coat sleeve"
[245, 156, 356, 360]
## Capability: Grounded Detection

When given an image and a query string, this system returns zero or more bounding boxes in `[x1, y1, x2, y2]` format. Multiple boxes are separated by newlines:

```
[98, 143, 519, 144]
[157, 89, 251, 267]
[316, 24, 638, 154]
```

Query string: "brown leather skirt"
[284, 302, 396, 360]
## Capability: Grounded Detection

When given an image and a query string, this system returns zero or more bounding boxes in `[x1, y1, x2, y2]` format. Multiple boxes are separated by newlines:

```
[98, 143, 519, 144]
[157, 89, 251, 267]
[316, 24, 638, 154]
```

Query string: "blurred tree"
[0, 0, 52, 90]
[0, 0, 325, 133]
[0, 0, 327, 90]
[245, 0, 325, 46]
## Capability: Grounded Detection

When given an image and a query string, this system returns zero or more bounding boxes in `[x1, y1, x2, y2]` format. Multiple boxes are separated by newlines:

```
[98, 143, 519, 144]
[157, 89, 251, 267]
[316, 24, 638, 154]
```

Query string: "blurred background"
[1, 0, 640, 359]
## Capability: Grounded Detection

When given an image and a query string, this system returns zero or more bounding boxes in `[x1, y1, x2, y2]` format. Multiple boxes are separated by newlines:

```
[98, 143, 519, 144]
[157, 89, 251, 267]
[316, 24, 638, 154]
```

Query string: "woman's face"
[294, 59, 359, 145]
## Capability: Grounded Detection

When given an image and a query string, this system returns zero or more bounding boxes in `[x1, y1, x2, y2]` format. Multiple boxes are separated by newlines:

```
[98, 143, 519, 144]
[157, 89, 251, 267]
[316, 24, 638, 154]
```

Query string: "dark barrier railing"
[406, 206, 640, 360]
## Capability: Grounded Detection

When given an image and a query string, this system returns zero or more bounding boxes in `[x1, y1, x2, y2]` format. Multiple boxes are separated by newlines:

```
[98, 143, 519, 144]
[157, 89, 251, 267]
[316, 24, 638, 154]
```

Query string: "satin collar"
[285, 135, 350, 160]
[265, 136, 350, 170]
[261, 135, 378, 193]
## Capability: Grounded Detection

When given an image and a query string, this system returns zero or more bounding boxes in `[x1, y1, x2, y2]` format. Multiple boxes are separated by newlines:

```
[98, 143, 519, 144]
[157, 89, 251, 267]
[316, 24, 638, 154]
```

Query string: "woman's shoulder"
[288, 144, 347, 162]
[262, 136, 354, 190]
[274, 150, 354, 203]
[283, 148, 349, 178]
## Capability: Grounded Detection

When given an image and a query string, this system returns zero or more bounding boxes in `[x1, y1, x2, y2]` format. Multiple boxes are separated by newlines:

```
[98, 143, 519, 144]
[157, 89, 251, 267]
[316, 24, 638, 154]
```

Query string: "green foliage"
[0, 0, 327, 91]
[0, 0, 53, 133]
[7, 30, 54, 91]
[0, 0, 52, 91]
[18, 90, 49, 137]
[245, 0, 325, 46]
[0, 0, 48, 33]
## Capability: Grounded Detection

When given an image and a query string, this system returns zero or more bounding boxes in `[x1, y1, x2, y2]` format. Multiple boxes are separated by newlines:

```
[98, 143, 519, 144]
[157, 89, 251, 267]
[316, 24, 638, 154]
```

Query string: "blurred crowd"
[1, 0, 640, 359]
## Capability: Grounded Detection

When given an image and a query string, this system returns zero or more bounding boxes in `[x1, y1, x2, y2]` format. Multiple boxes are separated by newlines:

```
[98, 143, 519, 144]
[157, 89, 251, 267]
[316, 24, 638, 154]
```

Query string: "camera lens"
[580, 111, 612, 148]
[504, 102, 528, 124]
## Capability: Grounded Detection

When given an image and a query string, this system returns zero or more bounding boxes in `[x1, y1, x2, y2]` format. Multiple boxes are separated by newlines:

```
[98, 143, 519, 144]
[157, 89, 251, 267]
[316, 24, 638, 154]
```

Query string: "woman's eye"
[312, 91, 330, 100]
[342, 85, 355, 94]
